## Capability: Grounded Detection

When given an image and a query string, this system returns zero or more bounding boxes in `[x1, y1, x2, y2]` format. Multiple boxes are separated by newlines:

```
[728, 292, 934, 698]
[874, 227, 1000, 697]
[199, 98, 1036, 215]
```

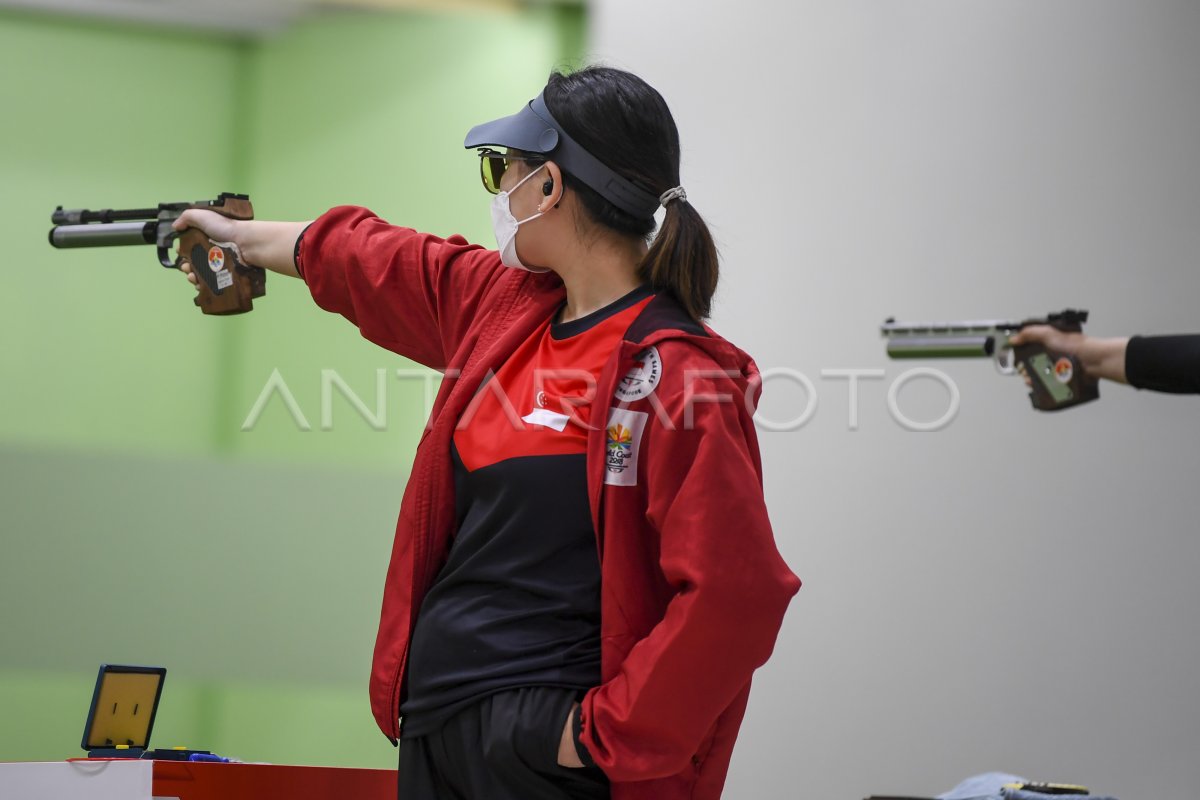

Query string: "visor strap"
[530, 94, 661, 219]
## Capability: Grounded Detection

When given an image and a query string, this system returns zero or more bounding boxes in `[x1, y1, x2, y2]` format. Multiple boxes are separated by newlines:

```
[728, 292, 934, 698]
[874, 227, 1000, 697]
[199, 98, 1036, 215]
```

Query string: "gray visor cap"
[464, 91, 660, 220]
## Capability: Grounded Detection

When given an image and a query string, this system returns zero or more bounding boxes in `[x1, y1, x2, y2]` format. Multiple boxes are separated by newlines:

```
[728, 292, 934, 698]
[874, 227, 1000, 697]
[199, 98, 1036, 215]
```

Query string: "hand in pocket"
[557, 702, 585, 768]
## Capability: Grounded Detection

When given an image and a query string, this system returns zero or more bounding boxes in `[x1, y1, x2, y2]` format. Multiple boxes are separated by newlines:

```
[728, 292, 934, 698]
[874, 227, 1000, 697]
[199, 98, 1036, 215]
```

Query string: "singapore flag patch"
[604, 407, 648, 486]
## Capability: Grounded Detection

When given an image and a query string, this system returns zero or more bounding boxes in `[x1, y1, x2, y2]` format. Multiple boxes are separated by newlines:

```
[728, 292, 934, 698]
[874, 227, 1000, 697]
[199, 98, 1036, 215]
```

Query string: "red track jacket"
[297, 206, 801, 799]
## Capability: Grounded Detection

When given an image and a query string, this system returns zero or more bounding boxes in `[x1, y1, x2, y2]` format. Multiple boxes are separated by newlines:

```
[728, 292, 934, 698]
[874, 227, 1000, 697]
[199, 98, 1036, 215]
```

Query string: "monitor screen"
[81, 664, 166, 751]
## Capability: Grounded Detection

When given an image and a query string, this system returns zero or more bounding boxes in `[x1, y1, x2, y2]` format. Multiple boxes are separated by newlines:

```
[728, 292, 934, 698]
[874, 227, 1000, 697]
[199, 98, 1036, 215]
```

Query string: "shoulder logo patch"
[604, 407, 648, 486]
[614, 346, 662, 402]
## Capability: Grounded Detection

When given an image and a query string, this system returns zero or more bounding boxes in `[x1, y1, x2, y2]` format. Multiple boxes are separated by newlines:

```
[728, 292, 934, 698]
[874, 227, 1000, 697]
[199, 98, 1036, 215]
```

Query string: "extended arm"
[1009, 325, 1129, 384]
[173, 209, 309, 280]
[1012, 326, 1200, 393]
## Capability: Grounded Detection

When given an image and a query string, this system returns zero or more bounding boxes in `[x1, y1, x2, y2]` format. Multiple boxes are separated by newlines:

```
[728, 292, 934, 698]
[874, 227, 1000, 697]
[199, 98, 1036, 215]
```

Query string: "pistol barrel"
[51, 206, 161, 225]
[49, 222, 157, 248]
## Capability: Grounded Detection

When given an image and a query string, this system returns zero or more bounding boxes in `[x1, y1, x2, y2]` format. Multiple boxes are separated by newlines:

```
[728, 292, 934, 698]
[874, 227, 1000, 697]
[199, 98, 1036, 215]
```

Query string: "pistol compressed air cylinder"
[885, 335, 995, 359]
[49, 222, 157, 248]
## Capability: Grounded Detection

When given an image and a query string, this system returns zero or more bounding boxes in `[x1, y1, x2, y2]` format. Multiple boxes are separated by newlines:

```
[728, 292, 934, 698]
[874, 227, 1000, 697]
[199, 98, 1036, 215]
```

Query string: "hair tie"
[659, 186, 687, 207]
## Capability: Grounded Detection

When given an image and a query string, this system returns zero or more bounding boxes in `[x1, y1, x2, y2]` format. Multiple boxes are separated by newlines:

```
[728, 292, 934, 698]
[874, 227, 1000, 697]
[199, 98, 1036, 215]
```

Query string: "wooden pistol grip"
[187, 197, 264, 316]
[1014, 342, 1100, 411]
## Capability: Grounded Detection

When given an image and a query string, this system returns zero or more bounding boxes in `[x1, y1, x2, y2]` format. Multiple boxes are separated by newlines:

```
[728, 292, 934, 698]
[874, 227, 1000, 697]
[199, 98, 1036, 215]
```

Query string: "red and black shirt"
[400, 284, 656, 736]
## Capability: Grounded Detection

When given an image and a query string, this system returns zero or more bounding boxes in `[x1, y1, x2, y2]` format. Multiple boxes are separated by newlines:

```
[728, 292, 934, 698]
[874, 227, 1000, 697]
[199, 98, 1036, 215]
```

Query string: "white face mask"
[490, 163, 550, 272]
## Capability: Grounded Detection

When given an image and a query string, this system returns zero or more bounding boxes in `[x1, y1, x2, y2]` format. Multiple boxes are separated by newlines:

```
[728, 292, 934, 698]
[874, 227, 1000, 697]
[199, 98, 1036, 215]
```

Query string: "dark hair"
[543, 67, 718, 321]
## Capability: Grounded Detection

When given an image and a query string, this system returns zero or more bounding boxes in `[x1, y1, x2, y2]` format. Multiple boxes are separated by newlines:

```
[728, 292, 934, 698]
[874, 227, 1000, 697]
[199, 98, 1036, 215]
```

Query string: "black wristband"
[293, 222, 314, 281]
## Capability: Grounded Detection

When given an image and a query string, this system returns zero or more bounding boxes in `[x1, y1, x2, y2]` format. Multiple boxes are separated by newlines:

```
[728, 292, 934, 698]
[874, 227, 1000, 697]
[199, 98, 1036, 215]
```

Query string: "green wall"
[0, 6, 584, 768]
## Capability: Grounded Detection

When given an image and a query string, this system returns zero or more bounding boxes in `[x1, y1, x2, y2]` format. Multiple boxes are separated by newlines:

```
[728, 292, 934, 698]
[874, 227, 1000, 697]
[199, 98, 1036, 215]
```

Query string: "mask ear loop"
[508, 163, 548, 225]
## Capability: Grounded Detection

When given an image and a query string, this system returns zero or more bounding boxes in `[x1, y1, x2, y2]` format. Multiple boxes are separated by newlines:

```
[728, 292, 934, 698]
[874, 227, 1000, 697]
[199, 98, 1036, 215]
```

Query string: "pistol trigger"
[156, 227, 183, 269]
[994, 346, 1016, 375]
[157, 244, 180, 269]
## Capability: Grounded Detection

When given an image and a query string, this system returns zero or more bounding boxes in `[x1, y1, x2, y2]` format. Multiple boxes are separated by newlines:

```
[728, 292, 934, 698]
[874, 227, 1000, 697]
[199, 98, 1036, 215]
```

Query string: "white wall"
[590, 2, 1200, 798]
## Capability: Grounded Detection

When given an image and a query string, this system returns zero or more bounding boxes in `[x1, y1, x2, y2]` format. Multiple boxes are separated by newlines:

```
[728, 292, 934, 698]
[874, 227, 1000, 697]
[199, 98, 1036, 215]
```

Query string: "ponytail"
[639, 199, 718, 321]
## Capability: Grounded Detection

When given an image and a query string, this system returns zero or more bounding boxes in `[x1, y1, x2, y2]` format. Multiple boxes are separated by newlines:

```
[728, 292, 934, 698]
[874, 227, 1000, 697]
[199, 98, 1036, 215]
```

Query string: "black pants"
[398, 686, 610, 800]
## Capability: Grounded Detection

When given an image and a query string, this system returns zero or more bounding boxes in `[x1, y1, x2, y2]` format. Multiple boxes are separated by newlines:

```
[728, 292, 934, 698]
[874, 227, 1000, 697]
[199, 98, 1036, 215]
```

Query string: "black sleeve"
[1125, 334, 1200, 394]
